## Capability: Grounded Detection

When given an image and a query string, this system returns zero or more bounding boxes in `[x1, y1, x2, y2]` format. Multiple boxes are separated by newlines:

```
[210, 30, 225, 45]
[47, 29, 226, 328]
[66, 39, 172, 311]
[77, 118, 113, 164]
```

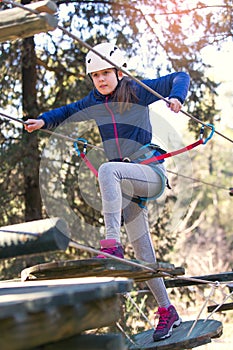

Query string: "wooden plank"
[0, 217, 70, 258]
[165, 272, 233, 288]
[0, 277, 132, 350]
[32, 333, 127, 350]
[126, 319, 223, 350]
[208, 302, 233, 313]
[0, 277, 132, 297]
[21, 258, 185, 282]
[0, 1, 58, 42]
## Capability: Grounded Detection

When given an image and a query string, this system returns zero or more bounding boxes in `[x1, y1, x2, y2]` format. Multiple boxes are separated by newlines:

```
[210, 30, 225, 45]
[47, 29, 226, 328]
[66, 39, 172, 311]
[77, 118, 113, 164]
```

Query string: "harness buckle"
[74, 137, 88, 156]
[123, 157, 131, 162]
[200, 124, 215, 144]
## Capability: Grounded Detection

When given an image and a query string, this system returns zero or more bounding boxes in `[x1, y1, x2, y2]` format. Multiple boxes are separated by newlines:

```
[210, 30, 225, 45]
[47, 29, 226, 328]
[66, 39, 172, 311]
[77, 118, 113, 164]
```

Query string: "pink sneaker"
[153, 305, 181, 341]
[96, 239, 124, 259]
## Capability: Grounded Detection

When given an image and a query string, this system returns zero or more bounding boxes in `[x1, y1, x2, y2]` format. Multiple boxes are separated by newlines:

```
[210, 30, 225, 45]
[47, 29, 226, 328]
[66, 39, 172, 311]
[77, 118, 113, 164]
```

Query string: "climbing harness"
[74, 138, 98, 177]
[140, 123, 215, 165]
[73, 124, 215, 208]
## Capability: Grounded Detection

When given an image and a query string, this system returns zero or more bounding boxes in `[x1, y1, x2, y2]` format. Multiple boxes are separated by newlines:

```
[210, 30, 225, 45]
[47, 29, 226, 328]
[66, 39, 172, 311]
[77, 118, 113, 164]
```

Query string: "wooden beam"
[0, 217, 70, 258]
[165, 272, 233, 288]
[21, 258, 185, 282]
[208, 302, 233, 313]
[0, 277, 132, 350]
[0, 1, 58, 42]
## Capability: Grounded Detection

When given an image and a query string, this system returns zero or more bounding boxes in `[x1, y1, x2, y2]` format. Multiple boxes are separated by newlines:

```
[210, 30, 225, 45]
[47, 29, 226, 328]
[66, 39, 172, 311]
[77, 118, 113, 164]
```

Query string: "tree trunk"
[21, 11, 42, 221]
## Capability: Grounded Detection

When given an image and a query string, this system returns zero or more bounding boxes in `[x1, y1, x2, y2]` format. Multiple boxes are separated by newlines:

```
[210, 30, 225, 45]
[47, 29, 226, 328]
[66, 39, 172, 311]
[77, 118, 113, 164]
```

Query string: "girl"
[25, 42, 190, 341]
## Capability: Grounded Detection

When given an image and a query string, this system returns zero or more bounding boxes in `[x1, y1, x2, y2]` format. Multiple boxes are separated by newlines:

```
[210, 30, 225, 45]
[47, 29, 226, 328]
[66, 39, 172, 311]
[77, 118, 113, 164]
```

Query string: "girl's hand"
[24, 119, 45, 133]
[167, 98, 182, 113]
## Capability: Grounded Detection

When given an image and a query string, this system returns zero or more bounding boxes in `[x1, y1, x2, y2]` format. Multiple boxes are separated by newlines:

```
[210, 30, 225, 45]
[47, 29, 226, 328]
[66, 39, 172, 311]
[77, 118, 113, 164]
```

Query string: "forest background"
[0, 0, 232, 349]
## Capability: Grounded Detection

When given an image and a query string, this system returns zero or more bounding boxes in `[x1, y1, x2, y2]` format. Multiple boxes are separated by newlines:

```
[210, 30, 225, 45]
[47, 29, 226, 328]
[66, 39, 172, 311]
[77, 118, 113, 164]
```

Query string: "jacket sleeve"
[38, 93, 95, 129]
[139, 72, 190, 106]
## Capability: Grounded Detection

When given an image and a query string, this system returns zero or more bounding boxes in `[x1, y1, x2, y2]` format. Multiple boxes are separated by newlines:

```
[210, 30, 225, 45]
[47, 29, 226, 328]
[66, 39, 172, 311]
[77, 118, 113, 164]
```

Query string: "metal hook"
[74, 138, 88, 156]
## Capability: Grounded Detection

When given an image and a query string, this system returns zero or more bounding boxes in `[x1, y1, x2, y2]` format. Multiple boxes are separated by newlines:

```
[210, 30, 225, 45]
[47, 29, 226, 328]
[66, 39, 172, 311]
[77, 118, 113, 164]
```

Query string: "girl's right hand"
[24, 119, 45, 133]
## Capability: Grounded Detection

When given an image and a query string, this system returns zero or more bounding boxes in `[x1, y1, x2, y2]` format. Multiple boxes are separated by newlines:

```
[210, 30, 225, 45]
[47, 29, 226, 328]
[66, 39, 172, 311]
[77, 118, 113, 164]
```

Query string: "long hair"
[112, 75, 139, 113]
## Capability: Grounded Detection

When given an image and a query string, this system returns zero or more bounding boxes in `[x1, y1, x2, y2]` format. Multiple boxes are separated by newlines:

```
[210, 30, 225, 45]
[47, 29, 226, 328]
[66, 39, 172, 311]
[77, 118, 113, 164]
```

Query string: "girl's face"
[91, 68, 123, 95]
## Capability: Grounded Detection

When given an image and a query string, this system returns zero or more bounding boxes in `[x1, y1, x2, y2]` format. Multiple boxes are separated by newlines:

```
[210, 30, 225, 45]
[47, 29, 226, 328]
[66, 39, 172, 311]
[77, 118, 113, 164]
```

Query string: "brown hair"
[112, 76, 139, 113]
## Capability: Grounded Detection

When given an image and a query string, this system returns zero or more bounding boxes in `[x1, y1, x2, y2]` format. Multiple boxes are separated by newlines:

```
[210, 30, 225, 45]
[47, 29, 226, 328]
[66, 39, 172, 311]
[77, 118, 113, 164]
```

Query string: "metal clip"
[200, 123, 215, 144]
[74, 138, 88, 156]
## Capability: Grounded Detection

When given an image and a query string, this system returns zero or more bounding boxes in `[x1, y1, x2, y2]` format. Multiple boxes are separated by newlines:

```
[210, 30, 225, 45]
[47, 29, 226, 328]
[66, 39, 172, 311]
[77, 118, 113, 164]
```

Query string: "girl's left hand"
[167, 98, 182, 113]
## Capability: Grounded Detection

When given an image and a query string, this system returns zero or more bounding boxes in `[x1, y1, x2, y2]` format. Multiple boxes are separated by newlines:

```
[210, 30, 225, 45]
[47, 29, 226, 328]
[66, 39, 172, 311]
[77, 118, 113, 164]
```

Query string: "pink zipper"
[105, 96, 123, 160]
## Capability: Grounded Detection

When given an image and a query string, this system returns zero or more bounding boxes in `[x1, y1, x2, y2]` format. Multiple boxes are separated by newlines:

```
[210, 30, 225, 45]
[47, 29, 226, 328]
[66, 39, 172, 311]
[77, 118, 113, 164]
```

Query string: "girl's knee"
[98, 163, 121, 187]
[98, 162, 112, 179]
[98, 162, 117, 182]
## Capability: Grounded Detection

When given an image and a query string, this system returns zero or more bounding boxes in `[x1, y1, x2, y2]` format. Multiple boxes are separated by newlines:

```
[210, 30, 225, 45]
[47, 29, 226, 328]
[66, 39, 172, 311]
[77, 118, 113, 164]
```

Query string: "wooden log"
[126, 319, 223, 350]
[32, 333, 127, 350]
[0, 1, 58, 42]
[208, 302, 233, 313]
[0, 277, 132, 350]
[165, 272, 233, 288]
[0, 217, 70, 259]
[20, 258, 185, 282]
[23, 0, 58, 14]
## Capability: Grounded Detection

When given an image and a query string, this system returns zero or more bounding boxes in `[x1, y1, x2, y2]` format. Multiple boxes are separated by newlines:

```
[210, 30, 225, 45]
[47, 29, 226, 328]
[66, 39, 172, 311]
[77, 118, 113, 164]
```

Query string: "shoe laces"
[101, 246, 118, 255]
[155, 308, 170, 330]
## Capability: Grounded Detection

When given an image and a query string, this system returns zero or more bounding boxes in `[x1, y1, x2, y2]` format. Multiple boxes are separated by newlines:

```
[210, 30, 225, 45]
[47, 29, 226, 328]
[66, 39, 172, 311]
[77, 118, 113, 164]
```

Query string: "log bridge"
[0, 218, 227, 349]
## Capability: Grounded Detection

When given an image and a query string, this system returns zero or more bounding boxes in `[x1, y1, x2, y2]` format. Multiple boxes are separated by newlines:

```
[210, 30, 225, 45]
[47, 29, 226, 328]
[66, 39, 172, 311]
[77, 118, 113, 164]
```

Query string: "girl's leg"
[98, 161, 170, 307]
[98, 161, 164, 241]
[123, 199, 170, 308]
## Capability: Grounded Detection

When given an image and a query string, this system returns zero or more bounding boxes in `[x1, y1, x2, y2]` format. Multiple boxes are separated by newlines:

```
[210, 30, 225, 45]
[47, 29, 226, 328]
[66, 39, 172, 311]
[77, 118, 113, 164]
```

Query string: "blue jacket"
[39, 72, 190, 162]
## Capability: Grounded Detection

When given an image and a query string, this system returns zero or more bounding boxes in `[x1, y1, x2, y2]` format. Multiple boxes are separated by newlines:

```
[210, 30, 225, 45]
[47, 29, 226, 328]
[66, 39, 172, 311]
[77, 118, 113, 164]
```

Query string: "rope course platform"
[126, 319, 223, 350]
[21, 258, 185, 283]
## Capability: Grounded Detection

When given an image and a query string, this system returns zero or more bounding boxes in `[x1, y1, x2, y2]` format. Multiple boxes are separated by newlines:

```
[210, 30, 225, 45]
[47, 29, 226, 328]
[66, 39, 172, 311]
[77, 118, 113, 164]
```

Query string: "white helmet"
[86, 43, 127, 74]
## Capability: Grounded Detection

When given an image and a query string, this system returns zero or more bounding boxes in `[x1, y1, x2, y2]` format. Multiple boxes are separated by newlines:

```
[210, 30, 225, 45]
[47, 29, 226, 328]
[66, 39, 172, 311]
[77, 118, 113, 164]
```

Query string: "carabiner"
[74, 137, 88, 156]
[200, 123, 215, 145]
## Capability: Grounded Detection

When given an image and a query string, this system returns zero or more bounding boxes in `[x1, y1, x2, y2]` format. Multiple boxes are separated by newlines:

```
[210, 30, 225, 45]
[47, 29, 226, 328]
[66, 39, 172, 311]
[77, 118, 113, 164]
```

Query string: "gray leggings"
[98, 161, 171, 308]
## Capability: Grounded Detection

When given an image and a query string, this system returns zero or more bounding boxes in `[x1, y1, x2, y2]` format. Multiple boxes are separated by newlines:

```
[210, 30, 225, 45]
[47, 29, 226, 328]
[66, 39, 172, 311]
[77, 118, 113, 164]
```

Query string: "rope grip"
[199, 123, 215, 144]
[74, 138, 88, 156]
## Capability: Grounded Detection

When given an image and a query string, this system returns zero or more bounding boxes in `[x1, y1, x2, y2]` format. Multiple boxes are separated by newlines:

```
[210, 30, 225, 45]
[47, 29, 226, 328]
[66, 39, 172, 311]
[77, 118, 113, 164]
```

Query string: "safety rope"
[206, 290, 233, 321]
[187, 282, 219, 336]
[2, 0, 233, 146]
[167, 169, 232, 193]
[1, 110, 232, 197]
[73, 124, 214, 171]
[116, 321, 141, 349]
[124, 292, 154, 327]
[1, 224, 230, 289]
[0, 111, 103, 150]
